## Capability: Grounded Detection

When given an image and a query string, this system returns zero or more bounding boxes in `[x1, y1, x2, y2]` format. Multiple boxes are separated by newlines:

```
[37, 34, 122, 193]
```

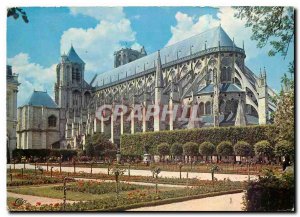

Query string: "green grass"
[7, 183, 174, 201]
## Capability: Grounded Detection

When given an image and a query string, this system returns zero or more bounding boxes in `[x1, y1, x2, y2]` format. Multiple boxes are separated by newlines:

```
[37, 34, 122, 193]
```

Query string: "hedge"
[244, 171, 294, 211]
[12, 149, 78, 162]
[120, 125, 276, 156]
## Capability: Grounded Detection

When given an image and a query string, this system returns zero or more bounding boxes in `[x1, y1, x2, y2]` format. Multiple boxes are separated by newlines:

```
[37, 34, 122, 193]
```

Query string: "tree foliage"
[183, 142, 198, 156]
[234, 141, 253, 156]
[234, 6, 294, 58]
[86, 133, 116, 158]
[156, 142, 170, 156]
[7, 7, 29, 23]
[254, 140, 273, 157]
[199, 142, 215, 156]
[170, 142, 183, 156]
[274, 140, 294, 158]
[274, 91, 294, 144]
[216, 141, 234, 156]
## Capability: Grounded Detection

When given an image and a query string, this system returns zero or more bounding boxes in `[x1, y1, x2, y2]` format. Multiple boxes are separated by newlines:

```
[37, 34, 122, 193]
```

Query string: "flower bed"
[7, 173, 64, 186]
[9, 180, 244, 211]
[53, 180, 151, 195]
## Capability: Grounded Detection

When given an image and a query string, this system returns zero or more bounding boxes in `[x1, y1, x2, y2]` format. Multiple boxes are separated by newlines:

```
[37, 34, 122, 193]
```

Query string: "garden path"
[128, 192, 244, 211]
[8, 164, 257, 181]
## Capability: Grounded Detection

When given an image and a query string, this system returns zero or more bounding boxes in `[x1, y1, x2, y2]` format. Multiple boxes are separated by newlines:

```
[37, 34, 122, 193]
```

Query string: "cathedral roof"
[94, 26, 240, 88]
[196, 83, 244, 96]
[66, 45, 85, 64]
[22, 91, 58, 108]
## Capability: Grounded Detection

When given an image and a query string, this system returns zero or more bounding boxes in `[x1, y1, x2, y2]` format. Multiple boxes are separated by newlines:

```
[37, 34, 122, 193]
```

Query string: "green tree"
[254, 140, 273, 160]
[216, 141, 234, 156]
[274, 140, 294, 159]
[274, 91, 294, 144]
[183, 142, 198, 161]
[86, 133, 116, 158]
[7, 7, 29, 23]
[234, 6, 294, 58]
[199, 142, 215, 161]
[170, 142, 183, 157]
[157, 143, 170, 161]
[85, 143, 94, 157]
[234, 141, 253, 157]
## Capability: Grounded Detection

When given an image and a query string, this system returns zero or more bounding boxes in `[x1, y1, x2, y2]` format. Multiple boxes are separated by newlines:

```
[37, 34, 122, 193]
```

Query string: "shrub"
[183, 142, 198, 157]
[199, 142, 215, 156]
[85, 143, 94, 157]
[274, 140, 294, 158]
[86, 133, 117, 158]
[216, 141, 234, 156]
[120, 125, 276, 155]
[12, 149, 77, 162]
[254, 140, 273, 157]
[234, 141, 253, 156]
[156, 143, 170, 156]
[170, 142, 183, 156]
[244, 171, 294, 211]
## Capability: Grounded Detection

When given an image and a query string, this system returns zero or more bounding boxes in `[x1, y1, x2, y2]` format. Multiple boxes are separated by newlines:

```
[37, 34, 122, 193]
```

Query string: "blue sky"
[7, 7, 294, 106]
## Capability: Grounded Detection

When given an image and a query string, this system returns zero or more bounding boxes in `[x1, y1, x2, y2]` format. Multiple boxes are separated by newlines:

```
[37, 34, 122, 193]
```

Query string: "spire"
[259, 67, 262, 78]
[263, 66, 267, 78]
[140, 46, 147, 55]
[67, 45, 85, 64]
[155, 50, 164, 88]
[235, 98, 246, 126]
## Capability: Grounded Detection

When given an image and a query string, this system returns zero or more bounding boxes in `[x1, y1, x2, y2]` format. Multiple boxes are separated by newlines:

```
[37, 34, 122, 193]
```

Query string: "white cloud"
[166, 7, 270, 61]
[131, 42, 143, 50]
[7, 53, 57, 106]
[61, 7, 139, 79]
[69, 7, 125, 22]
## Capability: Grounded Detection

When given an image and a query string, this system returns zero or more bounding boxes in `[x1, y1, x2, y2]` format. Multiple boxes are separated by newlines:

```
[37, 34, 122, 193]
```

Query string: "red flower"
[36, 202, 41, 206]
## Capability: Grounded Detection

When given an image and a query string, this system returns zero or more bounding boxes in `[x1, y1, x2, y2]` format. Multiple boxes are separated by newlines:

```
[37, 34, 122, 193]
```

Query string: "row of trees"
[155, 140, 294, 162]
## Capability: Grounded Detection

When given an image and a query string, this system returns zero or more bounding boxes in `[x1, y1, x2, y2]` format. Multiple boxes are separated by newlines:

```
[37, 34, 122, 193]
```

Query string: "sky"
[7, 6, 294, 106]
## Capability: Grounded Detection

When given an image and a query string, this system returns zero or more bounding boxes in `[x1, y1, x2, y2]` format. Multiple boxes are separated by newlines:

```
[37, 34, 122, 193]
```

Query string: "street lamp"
[63, 177, 75, 211]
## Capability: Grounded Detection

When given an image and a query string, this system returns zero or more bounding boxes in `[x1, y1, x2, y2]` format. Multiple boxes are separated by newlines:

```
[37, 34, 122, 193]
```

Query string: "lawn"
[7, 181, 173, 201]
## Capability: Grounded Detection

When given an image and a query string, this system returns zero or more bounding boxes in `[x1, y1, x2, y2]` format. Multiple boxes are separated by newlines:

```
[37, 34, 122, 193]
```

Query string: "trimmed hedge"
[120, 125, 276, 156]
[12, 149, 78, 162]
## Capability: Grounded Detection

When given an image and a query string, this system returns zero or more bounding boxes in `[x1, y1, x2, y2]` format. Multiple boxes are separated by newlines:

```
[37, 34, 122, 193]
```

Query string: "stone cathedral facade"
[16, 26, 277, 150]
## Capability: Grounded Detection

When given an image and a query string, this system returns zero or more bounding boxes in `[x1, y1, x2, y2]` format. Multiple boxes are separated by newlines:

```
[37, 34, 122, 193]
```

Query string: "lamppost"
[50, 166, 54, 178]
[151, 167, 161, 194]
[116, 149, 121, 165]
[178, 162, 183, 179]
[63, 177, 75, 211]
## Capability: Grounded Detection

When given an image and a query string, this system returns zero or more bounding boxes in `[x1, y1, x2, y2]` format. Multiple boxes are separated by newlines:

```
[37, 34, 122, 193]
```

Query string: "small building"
[17, 90, 61, 149]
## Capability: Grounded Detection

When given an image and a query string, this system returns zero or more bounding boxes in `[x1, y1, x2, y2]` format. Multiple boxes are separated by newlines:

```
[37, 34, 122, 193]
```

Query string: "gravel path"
[8, 164, 256, 182]
[128, 192, 245, 211]
[7, 192, 76, 205]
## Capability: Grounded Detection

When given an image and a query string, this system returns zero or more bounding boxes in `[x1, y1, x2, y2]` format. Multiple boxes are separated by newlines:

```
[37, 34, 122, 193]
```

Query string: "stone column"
[142, 100, 147, 132]
[110, 111, 114, 143]
[120, 104, 124, 135]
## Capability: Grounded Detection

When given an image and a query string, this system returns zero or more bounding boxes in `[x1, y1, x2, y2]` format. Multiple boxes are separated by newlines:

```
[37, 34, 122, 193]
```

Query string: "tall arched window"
[199, 102, 204, 115]
[221, 67, 232, 83]
[205, 102, 211, 115]
[48, 115, 57, 127]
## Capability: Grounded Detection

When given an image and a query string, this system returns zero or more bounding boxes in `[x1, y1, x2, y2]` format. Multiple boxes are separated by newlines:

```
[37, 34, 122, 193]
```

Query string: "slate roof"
[22, 91, 58, 108]
[67, 45, 85, 64]
[196, 83, 244, 95]
[94, 26, 241, 87]
[200, 114, 258, 126]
